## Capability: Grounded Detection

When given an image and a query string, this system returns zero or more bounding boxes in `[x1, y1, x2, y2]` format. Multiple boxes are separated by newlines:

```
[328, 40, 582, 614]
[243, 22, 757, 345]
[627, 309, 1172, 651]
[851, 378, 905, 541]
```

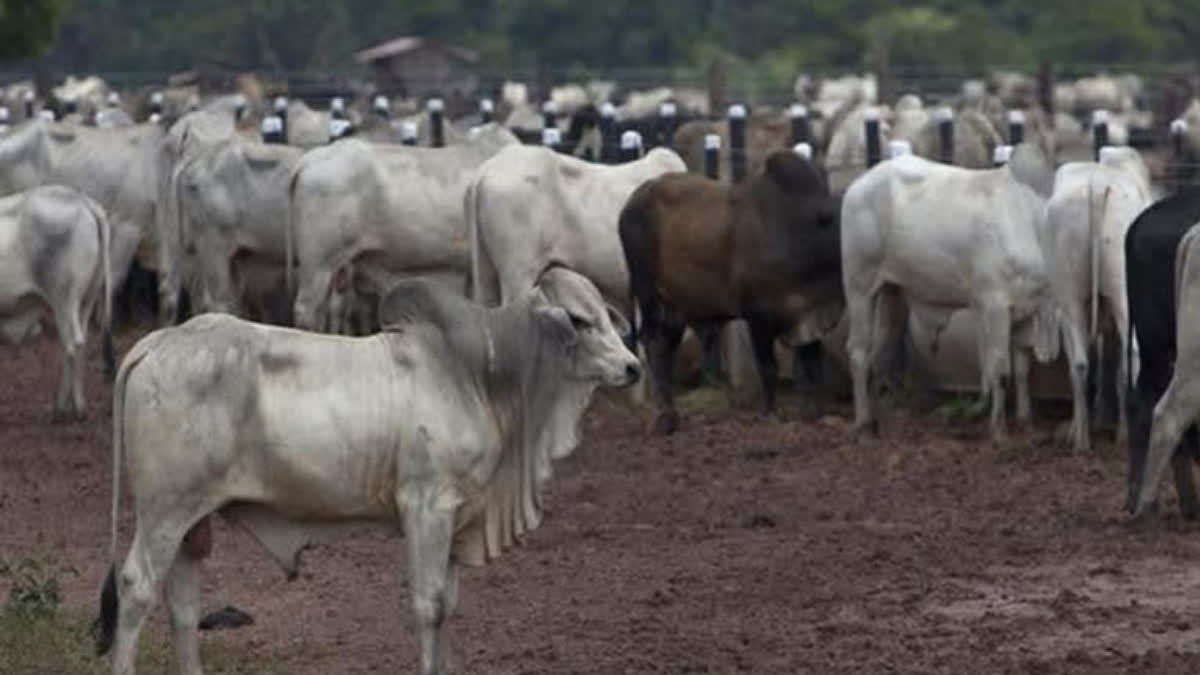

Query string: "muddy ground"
[4, 329, 1200, 674]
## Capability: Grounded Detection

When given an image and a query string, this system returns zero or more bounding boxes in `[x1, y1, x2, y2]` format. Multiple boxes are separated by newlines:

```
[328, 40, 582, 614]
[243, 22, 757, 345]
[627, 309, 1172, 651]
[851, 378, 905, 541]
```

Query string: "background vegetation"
[3, 1, 1200, 87]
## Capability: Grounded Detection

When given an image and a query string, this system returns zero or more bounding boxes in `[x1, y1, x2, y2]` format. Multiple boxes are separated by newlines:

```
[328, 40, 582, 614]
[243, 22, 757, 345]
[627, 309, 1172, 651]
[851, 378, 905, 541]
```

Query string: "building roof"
[353, 36, 480, 65]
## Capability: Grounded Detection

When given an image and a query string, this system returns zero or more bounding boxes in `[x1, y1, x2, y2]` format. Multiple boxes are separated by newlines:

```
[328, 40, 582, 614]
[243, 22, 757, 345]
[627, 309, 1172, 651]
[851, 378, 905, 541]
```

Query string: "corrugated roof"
[353, 36, 479, 65]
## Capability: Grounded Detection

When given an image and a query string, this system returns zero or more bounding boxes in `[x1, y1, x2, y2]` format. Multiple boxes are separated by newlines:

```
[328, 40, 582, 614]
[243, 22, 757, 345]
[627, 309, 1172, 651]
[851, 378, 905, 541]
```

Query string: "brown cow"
[619, 150, 843, 433]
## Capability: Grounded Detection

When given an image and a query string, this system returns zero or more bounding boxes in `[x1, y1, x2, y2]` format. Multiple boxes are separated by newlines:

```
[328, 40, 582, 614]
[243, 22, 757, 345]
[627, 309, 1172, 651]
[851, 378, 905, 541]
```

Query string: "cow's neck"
[453, 304, 594, 566]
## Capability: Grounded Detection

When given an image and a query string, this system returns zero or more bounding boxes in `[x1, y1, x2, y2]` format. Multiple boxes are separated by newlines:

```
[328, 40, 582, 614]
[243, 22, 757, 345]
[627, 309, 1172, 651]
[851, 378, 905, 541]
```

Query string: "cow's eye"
[568, 313, 591, 330]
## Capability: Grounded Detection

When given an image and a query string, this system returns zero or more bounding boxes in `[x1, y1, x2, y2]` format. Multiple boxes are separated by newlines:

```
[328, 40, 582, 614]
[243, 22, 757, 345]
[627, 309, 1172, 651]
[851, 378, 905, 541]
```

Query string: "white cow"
[173, 137, 304, 323]
[1041, 146, 1155, 451]
[156, 97, 255, 322]
[0, 185, 112, 419]
[287, 124, 519, 333]
[468, 144, 687, 316]
[1132, 224, 1200, 518]
[94, 267, 640, 675]
[0, 119, 162, 296]
[841, 143, 1058, 438]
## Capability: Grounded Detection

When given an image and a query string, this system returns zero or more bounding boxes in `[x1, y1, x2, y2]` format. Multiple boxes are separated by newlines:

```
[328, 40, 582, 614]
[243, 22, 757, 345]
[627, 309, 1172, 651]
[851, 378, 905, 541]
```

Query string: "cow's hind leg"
[51, 302, 86, 421]
[110, 520, 193, 674]
[165, 517, 212, 675]
[1061, 309, 1092, 451]
[401, 491, 457, 675]
[846, 290, 878, 435]
[1134, 375, 1200, 518]
[644, 309, 686, 435]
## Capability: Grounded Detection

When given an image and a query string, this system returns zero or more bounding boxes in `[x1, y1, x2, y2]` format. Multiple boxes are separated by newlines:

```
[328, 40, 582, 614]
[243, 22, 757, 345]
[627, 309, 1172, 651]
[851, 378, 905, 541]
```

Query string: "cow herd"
[3, 71, 1200, 673]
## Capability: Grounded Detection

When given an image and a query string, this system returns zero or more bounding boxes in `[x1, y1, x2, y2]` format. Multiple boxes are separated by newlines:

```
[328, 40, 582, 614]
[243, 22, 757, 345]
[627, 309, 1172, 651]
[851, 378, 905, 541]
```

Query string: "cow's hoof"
[199, 606, 255, 631]
[655, 411, 680, 435]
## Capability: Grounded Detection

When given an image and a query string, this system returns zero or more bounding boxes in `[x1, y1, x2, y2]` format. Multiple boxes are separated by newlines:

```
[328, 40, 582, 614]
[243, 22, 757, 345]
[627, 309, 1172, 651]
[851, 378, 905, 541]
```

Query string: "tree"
[0, 0, 69, 63]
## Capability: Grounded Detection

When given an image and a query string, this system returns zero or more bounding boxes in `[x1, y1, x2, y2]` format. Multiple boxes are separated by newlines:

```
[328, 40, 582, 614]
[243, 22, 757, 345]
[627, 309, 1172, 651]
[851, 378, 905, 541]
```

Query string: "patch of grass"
[0, 556, 290, 674]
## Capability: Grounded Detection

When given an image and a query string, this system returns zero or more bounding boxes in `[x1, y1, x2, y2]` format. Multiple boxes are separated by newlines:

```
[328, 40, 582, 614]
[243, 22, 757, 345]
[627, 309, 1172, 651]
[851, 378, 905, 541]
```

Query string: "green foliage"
[37, 1, 1200, 79]
[0, 0, 69, 63]
[0, 557, 75, 620]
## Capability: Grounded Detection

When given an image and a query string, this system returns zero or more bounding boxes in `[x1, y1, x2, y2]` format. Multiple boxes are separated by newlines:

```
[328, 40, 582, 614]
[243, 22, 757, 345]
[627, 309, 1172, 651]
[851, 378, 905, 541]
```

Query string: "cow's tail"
[94, 332, 157, 656]
[285, 161, 302, 299]
[1088, 171, 1112, 343]
[617, 184, 657, 350]
[85, 196, 115, 378]
[466, 174, 498, 305]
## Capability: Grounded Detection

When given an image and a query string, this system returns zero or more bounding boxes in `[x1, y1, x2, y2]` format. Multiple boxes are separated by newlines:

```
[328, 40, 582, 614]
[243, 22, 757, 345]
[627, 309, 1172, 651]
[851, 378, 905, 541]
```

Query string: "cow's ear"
[535, 305, 577, 350]
[606, 304, 631, 338]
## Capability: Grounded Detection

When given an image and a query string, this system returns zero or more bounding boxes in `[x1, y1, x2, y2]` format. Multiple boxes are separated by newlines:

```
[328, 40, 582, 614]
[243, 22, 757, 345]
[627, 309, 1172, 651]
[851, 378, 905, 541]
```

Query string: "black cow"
[1125, 186, 1200, 518]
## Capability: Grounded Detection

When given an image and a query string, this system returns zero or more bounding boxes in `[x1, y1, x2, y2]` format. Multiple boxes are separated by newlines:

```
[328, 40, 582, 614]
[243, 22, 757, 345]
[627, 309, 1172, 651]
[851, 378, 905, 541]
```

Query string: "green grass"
[0, 556, 290, 675]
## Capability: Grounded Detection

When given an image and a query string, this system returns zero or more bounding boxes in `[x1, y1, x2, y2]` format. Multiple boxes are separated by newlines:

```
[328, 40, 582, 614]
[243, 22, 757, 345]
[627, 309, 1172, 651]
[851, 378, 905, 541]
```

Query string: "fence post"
[864, 106, 882, 168]
[542, 127, 561, 152]
[23, 90, 34, 120]
[704, 133, 720, 180]
[1171, 118, 1188, 191]
[400, 120, 418, 146]
[542, 100, 558, 130]
[427, 98, 445, 148]
[480, 98, 494, 124]
[620, 130, 644, 162]
[273, 96, 288, 142]
[658, 101, 678, 148]
[599, 102, 616, 164]
[887, 140, 912, 159]
[373, 95, 390, 120]
[1007, 109, 1025, 145]
[1091, 110, 1109, 161]
[328, 118, 353, 142]
[935, 106, 954, 164]
[232, 93, 246, 122]
[728, 103, 747, 183]
[789, 103, 810, 145]
[261, 113, 284, 144]
[993, 144, 1013, 167]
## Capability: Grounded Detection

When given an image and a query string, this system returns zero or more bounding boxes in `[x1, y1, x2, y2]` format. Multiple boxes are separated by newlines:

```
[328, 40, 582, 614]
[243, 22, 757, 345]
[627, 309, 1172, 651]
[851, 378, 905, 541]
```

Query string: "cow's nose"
[624, 361, 642, 384]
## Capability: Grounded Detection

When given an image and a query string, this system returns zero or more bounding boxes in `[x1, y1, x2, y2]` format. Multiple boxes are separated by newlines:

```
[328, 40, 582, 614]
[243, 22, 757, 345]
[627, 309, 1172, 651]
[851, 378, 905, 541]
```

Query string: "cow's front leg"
[402, 493, 457, 675]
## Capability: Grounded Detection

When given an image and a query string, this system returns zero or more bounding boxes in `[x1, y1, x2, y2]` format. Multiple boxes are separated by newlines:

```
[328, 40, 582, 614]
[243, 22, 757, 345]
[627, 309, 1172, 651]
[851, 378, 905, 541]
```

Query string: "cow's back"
[1127, 188, 1200, 389]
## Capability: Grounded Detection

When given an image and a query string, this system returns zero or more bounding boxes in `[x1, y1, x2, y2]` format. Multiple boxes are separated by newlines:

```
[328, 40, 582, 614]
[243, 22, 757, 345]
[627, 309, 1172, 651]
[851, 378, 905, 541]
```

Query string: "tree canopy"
[31, 1, 1200, 87]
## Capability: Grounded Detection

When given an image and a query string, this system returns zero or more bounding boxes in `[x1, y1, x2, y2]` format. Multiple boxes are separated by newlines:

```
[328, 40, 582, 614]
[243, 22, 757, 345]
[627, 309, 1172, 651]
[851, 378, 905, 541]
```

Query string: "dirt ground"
[5, 328, 1200, 675]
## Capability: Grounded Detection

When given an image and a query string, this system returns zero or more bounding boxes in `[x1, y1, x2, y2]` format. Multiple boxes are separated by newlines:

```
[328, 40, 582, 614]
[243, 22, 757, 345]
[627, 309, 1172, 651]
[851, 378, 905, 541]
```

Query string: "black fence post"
[704, 133, 720, 180]
[373, 95, 390, 121]
[400, 120, 418, 146]
[428, 98, 445, 148]
[658, 100, 678, 148]
[1092, 109, 1109, 161]
[1171, 118, 1189, 191]
[728, 103, 747, 183]
[261, 113, 284, 144]
[789, 103, 811, 145]
[865, 107, 882, 168]
[542, 100, 557, 130]
[1008, 109, 1025, 145]
[994, 144, 1013, 167]
[599, 102, 616, 164]
[620, 130, 644, 162]
[936, 106, 954, 164]
[23, 91, 34, 120]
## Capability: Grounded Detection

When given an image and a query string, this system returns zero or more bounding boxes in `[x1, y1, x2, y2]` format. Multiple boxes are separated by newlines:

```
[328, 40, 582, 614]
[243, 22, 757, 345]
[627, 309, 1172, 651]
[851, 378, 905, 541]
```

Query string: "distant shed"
[353, 36, 480, 105]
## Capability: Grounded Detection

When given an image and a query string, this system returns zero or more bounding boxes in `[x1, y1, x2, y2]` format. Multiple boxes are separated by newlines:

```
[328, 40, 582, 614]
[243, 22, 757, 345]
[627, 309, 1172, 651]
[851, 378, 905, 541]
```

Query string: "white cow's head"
[533, 266, 640, 388]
